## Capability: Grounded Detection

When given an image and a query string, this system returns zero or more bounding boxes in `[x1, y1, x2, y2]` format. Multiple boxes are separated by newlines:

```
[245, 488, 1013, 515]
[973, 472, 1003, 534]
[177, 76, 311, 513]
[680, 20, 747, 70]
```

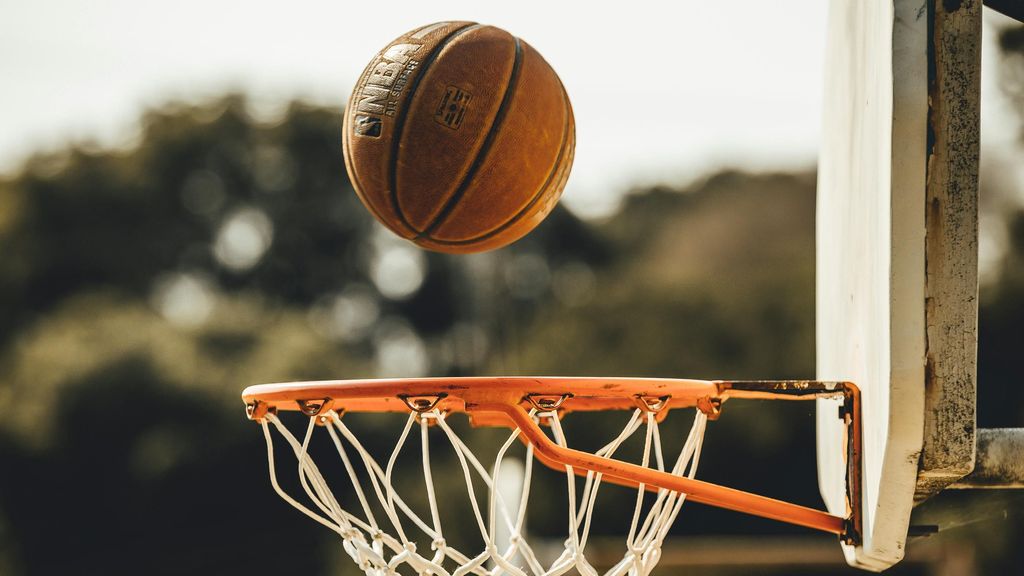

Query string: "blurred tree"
[978, 22, 1024, 429]
[0, 96, 373, 339]
[514, 171, 817, 380]
[998, 24, 1024, 143]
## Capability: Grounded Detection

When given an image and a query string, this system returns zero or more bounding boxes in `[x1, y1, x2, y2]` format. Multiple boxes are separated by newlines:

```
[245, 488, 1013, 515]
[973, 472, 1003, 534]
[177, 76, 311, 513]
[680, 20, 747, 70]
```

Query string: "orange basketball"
[343, 22, 575, 254]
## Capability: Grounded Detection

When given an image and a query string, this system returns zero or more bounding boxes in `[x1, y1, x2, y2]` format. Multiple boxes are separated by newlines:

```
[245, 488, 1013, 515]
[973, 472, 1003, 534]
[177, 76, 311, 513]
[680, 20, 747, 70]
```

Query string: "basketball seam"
[386, 23, 481, 234]
[425, 77, 572, 246]
[416, 36, 524, 239]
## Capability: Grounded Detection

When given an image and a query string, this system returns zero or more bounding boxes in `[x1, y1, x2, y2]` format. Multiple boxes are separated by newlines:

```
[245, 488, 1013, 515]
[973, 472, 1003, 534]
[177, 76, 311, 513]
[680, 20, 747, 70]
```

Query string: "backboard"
[816, 0, 980, 571]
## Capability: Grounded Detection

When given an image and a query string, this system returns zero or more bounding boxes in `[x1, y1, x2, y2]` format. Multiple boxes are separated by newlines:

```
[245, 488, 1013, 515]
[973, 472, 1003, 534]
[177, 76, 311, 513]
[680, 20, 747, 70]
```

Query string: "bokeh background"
[1, 2, 1023, 574]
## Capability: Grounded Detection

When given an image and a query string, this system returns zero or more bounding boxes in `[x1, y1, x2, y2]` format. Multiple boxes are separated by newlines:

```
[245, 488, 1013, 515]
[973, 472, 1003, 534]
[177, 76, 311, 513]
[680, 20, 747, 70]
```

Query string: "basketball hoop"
[243, 377, 861, 575]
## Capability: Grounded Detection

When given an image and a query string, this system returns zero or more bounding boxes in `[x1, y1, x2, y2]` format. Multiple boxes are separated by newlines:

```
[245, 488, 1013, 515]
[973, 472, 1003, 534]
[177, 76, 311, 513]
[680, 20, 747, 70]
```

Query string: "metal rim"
[241, 376, 860, 541]
[242, 376, 722, 417]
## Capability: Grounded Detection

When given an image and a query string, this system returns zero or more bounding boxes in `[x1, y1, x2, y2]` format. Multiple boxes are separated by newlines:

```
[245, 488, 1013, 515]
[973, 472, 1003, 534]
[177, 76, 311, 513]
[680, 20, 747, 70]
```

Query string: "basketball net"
[259, 405, 708, 576]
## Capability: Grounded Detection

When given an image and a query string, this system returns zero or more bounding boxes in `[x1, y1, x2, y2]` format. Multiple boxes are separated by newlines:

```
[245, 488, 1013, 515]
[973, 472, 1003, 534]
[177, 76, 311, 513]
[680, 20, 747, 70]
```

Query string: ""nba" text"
[356, 43, 421, 117]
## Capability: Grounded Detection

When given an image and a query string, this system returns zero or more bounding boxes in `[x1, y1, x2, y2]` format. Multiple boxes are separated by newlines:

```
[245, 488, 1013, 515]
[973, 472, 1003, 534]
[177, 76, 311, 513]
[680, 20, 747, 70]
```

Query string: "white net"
[259, 405, 708, 576]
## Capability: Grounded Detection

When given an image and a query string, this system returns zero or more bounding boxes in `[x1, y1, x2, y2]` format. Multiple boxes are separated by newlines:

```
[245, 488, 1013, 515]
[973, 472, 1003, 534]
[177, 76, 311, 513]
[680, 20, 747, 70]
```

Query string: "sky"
[0, 1, 1018, 219]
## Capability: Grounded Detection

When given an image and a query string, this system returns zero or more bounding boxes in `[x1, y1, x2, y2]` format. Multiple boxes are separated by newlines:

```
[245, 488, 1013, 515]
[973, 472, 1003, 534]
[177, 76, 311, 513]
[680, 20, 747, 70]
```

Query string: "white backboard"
[816, 0, 979, 570]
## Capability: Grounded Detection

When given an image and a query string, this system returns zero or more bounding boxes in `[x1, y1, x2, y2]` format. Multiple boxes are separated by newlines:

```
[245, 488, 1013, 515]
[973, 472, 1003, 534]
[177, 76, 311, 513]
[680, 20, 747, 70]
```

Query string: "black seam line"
[387, 22, 481, 234]
[427, 80, 572, 246]
[415, 36, 524, 240]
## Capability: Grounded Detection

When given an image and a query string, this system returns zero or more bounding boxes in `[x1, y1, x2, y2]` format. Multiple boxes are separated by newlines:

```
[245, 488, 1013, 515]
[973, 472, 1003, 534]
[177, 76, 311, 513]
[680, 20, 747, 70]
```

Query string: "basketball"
[343, 21, 575, 253]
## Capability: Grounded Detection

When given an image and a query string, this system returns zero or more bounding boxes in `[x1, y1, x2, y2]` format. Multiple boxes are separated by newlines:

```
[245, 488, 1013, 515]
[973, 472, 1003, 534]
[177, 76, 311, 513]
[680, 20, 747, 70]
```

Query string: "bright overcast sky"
[0, 1, 1017, 218]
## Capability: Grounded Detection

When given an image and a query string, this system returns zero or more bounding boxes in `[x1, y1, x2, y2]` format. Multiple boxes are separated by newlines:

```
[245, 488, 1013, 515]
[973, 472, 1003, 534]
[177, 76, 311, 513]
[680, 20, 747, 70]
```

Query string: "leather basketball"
[343, 22, 575, 253]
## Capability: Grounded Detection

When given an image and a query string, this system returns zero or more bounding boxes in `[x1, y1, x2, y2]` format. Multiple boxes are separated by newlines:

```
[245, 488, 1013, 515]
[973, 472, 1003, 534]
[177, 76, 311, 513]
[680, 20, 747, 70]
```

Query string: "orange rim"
[242, 376, 859, 541]
[242, 376, 719, 418]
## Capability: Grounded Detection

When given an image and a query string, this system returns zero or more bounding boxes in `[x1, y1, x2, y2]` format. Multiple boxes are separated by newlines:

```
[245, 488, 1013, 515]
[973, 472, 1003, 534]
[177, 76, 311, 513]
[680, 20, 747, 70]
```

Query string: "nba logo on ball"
[353, 115, 382, 137]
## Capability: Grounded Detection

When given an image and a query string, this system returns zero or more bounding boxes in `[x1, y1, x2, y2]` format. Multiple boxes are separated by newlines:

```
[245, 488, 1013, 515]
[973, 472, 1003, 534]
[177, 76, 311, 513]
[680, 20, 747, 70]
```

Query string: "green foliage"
[509, 171, 816, 380]
[0, 97, 370, 337]
[999, 24, 1024, 143]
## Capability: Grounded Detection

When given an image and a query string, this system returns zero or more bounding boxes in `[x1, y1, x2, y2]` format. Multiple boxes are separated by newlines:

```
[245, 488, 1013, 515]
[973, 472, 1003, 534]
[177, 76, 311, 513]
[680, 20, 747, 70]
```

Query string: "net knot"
[561, 538, 581, 559]
[431, 538, 447, 551]
[532, 410, 561, 426]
